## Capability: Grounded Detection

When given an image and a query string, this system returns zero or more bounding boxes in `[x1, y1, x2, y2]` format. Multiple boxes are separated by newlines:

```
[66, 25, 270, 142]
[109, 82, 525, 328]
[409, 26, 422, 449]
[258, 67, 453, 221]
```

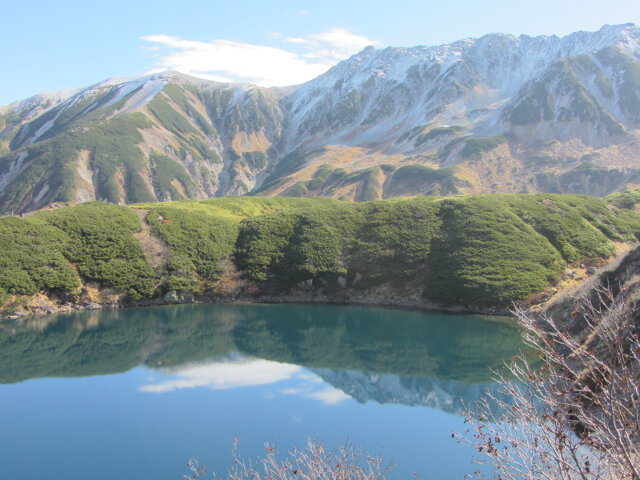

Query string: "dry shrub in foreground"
[184, 438, 392, 480]
[461, 287, 640, 479]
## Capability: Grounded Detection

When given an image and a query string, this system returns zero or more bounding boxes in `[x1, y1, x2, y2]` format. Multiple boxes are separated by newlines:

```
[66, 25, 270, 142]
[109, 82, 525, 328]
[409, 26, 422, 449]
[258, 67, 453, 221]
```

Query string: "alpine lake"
[0, 303, 524, 479]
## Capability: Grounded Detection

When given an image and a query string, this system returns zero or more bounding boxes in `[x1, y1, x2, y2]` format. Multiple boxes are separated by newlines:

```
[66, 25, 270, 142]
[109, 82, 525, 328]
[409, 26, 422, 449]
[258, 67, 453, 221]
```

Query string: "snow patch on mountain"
[108, 75, 169, 114]
[283, 23, 640, 151]
[1, 89, 79, 117]
[0, 151, 28, 190]
[28, 108, 65, 145]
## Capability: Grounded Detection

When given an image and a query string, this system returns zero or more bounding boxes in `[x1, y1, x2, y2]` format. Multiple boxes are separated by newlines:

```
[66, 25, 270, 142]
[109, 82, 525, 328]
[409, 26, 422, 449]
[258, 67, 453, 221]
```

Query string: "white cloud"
[139, 355, 352, 406]
[306, 387, 351, 405]
[283, 28, 377, 63]
[140, 357, 301, 393]
[141, 28, 378, 87]
[297, 372, 323, 383]
[280, 387, 303, 395]
[299, 10, 311, 16]
[306, 28, 378, 57]
[284, 37, 311, 45]
[280, 382, 351, 406]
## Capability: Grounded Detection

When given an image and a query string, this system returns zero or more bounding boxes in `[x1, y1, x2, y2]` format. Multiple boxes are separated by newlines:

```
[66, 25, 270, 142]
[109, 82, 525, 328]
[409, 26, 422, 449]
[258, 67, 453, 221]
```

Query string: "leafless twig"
[184, 438, 392, 480]
[459, 286, 640, 479]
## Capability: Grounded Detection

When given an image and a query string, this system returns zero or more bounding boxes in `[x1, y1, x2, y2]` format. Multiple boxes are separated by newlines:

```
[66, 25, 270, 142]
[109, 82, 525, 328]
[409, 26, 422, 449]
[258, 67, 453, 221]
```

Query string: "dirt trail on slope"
[132, 209, 169, 270]
[531, 242, 637, 312]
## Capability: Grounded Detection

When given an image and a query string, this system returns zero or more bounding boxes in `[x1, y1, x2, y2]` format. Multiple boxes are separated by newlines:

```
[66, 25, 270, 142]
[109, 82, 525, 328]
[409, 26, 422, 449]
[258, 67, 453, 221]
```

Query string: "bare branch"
[460, 285, 640, 479]
[183, 439, 392, 480]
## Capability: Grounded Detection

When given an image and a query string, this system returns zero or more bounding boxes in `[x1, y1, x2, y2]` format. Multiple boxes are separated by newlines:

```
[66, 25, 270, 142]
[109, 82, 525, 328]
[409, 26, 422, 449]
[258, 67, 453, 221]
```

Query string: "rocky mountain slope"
[0, 73, 287, 214]
[1, 24, 639, 214]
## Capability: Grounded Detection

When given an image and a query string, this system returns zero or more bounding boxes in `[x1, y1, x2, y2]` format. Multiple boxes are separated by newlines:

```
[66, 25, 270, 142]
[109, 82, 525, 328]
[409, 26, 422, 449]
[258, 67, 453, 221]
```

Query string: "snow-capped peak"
[281, 23, 639, 150]
[300, 23, 638, 92]
[0, 89, 80, 119]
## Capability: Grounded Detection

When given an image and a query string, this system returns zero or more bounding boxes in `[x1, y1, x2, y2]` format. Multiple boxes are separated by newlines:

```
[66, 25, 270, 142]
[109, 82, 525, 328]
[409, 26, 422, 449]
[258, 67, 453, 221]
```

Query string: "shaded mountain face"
[1, 24, 640, 213]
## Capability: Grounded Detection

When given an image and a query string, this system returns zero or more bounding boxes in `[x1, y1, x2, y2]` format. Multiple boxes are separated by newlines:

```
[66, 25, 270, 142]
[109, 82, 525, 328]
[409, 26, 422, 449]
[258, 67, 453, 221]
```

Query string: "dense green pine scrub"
[0, 194, 638, 309]
[41, 203, 157, 299]
[0, 216, 79, 300]
[145, 206, 238, 292]
[0, 203, 155, 302]
[233, 194, 640, 305]
[605, 187, 640, 209]
[138, 197, 338, 292]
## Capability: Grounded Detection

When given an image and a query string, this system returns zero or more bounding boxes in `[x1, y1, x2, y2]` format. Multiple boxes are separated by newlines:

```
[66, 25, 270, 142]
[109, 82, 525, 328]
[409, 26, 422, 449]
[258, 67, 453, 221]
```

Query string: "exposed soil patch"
[132, 209, 169, 270]
[529, 242, 637, 312]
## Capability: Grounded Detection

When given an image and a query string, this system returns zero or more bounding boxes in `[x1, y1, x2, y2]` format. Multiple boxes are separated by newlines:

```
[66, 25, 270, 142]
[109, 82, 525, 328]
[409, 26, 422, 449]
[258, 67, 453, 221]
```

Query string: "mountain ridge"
[1, 23, 639, 214]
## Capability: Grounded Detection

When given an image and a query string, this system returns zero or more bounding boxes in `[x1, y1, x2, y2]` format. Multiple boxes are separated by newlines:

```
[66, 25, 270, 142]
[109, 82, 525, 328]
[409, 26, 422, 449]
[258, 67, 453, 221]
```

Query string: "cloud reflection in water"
[139, 354, 351, 406]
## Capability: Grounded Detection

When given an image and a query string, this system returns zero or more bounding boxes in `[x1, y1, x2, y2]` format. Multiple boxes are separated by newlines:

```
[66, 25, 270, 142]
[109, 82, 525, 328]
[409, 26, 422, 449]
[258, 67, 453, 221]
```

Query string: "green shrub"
[0, 202, 157, 300]
[146, 206, 239, 291]
[234, 211, 299, 283]
[243, 151, 268, 170]
[0, 217, 79, 295]
[41, 203, 156, 299]
[606, 188, 640, 210]
[150, 151, 197, 200]
[414, 126, 464, 147]
[460, 136, 507, 157]
[424, 197, 564, 305]
[3, 193, 638, 309]
[350, 200, 440, 283]
[234, 194, 640, 305]
[385, 164, 461, 196]
[236, 199, 441, 289]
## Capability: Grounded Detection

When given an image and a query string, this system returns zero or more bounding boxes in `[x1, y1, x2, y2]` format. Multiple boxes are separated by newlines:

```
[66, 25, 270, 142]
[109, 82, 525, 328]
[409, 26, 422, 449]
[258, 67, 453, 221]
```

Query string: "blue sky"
[2, 0, 639, 105]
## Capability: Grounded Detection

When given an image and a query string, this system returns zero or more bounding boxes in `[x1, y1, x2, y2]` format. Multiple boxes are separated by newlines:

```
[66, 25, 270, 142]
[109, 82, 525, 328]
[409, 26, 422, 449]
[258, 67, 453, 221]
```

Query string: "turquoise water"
[0, 304, 522, 479]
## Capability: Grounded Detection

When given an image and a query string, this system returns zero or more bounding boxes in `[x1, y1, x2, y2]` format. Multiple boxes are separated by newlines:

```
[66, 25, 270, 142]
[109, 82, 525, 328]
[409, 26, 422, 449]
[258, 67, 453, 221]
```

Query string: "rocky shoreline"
[4, 244, 635, 322]
[0, 289, 514, 321]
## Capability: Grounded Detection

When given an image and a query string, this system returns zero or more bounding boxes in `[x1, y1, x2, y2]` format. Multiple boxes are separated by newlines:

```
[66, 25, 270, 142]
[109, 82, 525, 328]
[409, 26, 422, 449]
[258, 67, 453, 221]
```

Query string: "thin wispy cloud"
[141, 28, 378, 87]
[285, 28, 377, 61]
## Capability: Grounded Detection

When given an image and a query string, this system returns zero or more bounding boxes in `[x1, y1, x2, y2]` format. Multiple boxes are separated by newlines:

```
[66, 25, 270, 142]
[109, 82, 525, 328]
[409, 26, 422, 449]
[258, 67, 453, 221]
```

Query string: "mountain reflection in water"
[0, 303, 523, 414]
[0, 303, 532, 480]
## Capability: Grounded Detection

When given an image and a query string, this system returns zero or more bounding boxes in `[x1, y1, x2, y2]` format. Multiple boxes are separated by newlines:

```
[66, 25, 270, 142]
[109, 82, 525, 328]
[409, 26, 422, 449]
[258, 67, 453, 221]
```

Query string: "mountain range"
[1, 23, 639, 214]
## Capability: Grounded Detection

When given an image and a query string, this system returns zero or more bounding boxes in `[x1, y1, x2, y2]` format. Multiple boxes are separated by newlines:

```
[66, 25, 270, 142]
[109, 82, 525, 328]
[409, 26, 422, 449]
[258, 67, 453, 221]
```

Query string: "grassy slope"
[0, 194, 638, 310]
[606, 187, 640, 210]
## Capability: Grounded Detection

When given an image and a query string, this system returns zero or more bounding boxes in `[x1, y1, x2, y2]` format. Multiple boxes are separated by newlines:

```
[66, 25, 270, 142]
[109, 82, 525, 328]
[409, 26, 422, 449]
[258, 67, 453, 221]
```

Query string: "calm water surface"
[0, 304, 522, 479]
